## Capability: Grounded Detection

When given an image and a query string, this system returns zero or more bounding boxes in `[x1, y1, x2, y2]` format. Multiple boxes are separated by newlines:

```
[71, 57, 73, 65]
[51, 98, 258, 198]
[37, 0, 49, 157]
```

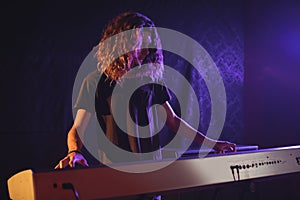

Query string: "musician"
[55, 12, 235, 171]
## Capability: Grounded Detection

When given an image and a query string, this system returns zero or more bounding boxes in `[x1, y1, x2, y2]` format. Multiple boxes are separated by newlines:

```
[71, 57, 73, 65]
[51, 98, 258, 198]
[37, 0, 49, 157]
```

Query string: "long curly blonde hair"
[95, 12, 164, 82]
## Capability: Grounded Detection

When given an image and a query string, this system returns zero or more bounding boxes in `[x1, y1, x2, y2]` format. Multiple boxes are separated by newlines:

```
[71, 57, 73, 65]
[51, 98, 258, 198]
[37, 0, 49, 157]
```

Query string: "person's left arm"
[161, 101, 236, 153]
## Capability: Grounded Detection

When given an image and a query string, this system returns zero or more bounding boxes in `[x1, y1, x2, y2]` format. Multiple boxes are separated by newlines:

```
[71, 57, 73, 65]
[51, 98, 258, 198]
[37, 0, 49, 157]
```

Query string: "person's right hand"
[54, 152, 89, 169]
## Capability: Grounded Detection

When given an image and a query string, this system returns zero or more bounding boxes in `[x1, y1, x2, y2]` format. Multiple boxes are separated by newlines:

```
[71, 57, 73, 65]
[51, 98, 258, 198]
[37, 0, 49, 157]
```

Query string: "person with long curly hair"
[55, 12, 236, 169]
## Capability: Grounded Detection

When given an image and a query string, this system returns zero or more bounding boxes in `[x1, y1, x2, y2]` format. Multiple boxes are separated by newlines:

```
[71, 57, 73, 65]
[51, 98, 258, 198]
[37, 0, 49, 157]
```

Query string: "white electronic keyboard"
[7, 145, 300, 200]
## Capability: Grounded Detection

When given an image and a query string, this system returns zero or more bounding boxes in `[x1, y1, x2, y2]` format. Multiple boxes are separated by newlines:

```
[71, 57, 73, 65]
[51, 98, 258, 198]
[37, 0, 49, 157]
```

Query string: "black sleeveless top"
[95, 73, 171, 155]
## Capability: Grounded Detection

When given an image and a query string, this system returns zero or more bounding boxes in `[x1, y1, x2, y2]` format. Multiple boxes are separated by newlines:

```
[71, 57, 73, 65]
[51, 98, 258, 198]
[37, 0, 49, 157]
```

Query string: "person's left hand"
[213, 141, 236, 153]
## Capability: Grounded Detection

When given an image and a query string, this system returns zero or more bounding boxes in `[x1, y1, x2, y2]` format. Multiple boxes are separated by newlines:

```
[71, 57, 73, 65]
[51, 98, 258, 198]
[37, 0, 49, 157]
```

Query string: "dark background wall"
[244, 0, 300, 148]
[1, 0, 300, 199]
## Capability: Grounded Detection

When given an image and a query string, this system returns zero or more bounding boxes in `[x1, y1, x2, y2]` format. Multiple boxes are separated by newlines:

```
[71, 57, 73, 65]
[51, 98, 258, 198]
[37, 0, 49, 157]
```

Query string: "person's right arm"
[55, 109, 92, 169]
